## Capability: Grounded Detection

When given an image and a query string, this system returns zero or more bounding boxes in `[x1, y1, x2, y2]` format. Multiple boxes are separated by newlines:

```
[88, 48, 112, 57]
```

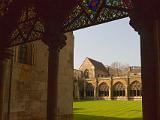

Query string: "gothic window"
[130, 81, 142, 96]
[84, 69, 89, 78]
[18, 44, 32, 65]
[113, 82, 125, 97]
[86, 83, 94, 97]
[99, 83, 109, 97]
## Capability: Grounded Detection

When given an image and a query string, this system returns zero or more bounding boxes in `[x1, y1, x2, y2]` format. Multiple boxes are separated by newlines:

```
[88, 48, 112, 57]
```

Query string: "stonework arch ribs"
[113, 82, 125, 97]
[129, 81, 142, 97]
[99, 82, 109, 97]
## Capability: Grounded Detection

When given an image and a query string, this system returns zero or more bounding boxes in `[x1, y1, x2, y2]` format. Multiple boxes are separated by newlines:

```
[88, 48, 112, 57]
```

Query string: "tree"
[110, 61, 129, 76]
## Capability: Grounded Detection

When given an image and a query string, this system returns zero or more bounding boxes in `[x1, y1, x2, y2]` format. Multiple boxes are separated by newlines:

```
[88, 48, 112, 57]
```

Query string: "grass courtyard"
[73, 100, 142, 120]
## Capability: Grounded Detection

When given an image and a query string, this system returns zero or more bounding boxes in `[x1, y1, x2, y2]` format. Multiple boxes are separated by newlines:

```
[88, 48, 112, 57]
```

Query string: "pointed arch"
[84, 69, 89, 78]
[130, 81, 142, 96]
[86, 83, 94, 97]
[99, 82, 109, 97]
[113, 82, 125, 97]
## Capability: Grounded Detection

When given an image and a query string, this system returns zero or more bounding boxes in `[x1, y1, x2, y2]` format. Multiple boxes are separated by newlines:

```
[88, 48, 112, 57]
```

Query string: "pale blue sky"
[73, 17, 141, 69]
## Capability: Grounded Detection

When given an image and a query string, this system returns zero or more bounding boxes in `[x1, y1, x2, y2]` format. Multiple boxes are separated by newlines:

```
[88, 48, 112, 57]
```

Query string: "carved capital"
[129, 0, 158, 34]
[44, 32, 67, 52]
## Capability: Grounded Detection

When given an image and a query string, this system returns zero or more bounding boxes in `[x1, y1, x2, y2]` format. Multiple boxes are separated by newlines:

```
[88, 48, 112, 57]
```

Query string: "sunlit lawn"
[74, 100, 142, 120]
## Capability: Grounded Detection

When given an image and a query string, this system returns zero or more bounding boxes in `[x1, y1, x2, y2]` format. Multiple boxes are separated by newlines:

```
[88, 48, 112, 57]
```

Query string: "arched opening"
[73, 17, 142, 119]
[130, 81, 142, 97]
[84, 69, 89, 78]
[86, 83, 94, 98]
[113, 82, 125, 97]
[98, 82, 109, 97]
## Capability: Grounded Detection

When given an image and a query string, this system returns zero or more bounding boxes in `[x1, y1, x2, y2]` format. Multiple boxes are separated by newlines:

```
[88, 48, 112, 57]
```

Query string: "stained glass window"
[63, 0, 133, 32]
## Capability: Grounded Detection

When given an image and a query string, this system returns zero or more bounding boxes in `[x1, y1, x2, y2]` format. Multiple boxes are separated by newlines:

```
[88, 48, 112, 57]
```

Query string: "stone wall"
[79, 58, 95, 79]
[8, 32, 74, 120]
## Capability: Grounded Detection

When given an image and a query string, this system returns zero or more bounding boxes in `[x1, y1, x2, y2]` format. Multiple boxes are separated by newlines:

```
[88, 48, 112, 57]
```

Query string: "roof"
[87, 57, 107, 72]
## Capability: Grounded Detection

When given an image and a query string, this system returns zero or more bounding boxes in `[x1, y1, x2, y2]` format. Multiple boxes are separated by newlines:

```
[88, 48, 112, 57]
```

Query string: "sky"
[73, 17, 141, 69]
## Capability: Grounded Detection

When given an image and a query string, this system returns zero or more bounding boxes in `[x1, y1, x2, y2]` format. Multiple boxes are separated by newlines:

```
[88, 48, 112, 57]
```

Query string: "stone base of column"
[55, 114, 73, 120]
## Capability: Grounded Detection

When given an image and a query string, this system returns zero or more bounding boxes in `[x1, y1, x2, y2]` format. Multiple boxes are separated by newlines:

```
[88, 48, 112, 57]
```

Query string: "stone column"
[77, 80, 80, 100]
[43, 25, 66, 120]
[127, 75, 130, 100]
[125, 76, 129, 100]
[109, 77, 112, 100]
[94, 86, 96, 100]
[96, 78, 99, 99]
[83, 79, 86, 99]
[139, 21, 158, 120]
[129, 1, 160, 119]
[0, 48, 12, 120]
[93, 78, 98, 100]
[47, 46, 59, 120]
[125, 85, 128, 100]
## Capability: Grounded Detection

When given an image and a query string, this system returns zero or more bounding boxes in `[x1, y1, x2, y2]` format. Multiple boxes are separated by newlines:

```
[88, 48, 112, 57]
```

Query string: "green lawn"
[74, 100, 142, 120]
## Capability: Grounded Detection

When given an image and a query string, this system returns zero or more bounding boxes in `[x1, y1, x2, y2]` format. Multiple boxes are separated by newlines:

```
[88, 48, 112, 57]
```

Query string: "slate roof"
[87, 57, 107, 72]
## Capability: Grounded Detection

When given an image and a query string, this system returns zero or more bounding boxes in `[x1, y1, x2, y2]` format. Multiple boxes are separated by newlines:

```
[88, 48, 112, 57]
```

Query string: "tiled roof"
[87, 57, 107, 72]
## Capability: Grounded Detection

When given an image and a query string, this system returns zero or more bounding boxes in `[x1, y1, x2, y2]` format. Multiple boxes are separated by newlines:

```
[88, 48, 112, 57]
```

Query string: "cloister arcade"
[75, 76, 142, 100]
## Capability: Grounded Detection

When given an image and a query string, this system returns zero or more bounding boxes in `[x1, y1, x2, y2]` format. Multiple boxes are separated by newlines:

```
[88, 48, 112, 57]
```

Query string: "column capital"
[129, 0, 159, 34]
[43, 32, 67, 52]
[42, 14, 67, 51]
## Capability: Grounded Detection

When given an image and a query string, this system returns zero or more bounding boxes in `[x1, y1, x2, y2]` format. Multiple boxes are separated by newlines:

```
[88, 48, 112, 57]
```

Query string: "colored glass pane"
[63, 0, 133, 32]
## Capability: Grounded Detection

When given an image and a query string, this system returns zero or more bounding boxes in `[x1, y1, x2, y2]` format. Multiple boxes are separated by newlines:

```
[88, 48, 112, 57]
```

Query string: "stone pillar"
[96, 78, 99, 99]
[125, 76, 129, 100]
[127, 75, 130, 100]
[76, 80, 80, 100]
[47, 45, 59, 120]
[83, 80, 86, 99]
[43, 27, 66, 120]
[109, 77, 112, 100]
[129, 1, 160, 119]
[0, 48, 13, 120]
[94, 78, 98, 100]
[125, 85, 128, 100]
[94, 86, 96, 100]
[140, 21, 158, 120]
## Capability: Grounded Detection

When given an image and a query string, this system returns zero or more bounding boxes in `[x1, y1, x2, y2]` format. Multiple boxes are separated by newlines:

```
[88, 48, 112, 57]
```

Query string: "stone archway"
[98, 82, 109, 97]
[86, 83, 94, 98]
[113, 82, 125, 98]
[130, 81, 142, 97]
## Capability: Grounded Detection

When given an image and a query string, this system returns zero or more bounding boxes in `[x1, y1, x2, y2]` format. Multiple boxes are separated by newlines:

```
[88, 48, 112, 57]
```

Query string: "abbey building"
[74, 57, 142, 100]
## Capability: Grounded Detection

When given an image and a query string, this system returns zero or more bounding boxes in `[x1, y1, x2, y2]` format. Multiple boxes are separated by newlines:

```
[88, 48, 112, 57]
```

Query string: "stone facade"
[74, 58, 142, 101]
[3, 32, 74, 120]
[79, 57, 109, 79]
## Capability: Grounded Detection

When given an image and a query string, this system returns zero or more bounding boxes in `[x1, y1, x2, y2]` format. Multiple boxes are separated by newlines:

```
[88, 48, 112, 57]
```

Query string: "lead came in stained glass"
[88, 0, 100, 11]
[63, 0, 133, 32]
